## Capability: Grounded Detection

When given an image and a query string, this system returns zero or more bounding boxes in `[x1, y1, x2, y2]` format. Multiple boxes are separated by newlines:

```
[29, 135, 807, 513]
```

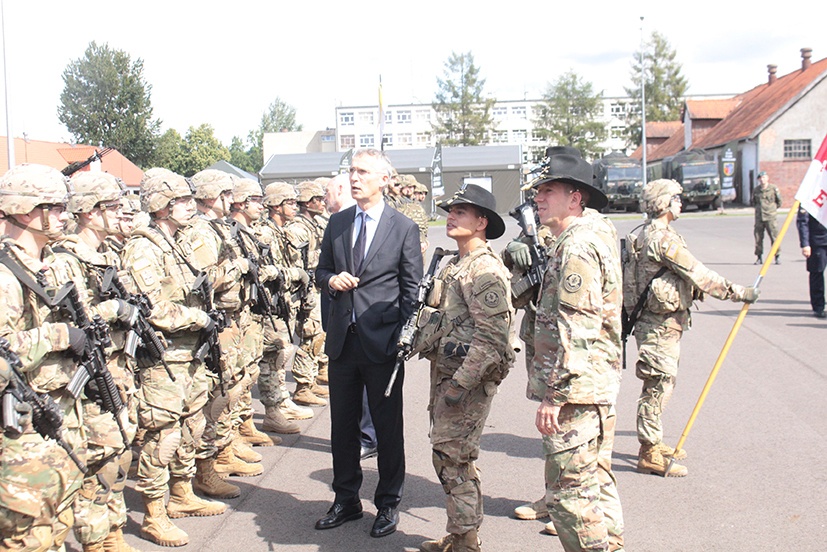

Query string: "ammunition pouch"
[412, 306, 444, 360]
[647, 271, 694, 314]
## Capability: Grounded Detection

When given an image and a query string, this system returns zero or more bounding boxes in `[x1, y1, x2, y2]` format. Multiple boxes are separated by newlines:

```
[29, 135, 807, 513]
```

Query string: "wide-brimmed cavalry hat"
[437, 184, 505, 240]
[528, 146, 608, 211]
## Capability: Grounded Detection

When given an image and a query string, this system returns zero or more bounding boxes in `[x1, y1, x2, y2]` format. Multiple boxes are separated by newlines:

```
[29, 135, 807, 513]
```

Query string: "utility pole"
[2, 0, 14, 170]
[640, 16, 647, 186]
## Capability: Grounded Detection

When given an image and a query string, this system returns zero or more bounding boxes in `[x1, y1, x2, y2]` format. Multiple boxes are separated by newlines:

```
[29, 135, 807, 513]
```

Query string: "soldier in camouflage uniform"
[420, 185, 514, 552]
[121, 171, 227, 547]
[527, 146, 625, 552]
[46, 172, 142, 552]
[413, 181, 429, 205]
[254, 182, 316, 434]
[630, 179, 759, 477]
[0, 164, 87, 551]
[386, 174, 429, 253]
[752, 171, 783, 264]
[287, 181, 329, 406]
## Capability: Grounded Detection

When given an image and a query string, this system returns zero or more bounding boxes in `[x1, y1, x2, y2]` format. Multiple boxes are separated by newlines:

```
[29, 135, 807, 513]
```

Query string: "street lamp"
[640, 16, 647, 186]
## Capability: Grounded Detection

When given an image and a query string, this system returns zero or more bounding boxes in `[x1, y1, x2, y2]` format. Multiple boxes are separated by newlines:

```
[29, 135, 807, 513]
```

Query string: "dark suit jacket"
[316, 204, 423, 363]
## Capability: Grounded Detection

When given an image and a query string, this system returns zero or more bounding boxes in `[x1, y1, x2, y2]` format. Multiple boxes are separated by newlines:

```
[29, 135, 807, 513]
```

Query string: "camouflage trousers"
[754, 218, 779, 258]
[430, 377, 497, 535]
[231, 313, 264, 426]
[135, 359, 209, 500]
[634, 322, 682, 446]
[543, 404, 624, 552]
[297, 297, 327, 385]
[258, 314, 294, 408]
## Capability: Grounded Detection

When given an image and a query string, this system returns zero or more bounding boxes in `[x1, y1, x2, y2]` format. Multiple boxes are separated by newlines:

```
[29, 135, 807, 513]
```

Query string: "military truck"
[647, 149, 721, 210]
[592, 152, 643, 212]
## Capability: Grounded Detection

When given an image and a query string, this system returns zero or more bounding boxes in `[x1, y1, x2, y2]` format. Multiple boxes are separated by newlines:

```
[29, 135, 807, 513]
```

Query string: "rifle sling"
[624, 266, 668, 336]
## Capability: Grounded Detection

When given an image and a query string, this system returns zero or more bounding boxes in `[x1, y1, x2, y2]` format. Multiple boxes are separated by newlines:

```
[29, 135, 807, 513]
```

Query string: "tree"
[246, 98, 303, 168]
[229, 136, 258, 174]
[58, 41, 160, 167]
[533, 70, 607, 161]
[432, 52, 495, 146]
[624, 31, 689, 146]
[177, 124, 230, 177]
[150, 129, 185, 173]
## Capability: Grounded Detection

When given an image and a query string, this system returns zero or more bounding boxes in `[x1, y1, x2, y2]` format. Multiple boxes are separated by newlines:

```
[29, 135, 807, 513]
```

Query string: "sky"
[2, 0, 826, 147]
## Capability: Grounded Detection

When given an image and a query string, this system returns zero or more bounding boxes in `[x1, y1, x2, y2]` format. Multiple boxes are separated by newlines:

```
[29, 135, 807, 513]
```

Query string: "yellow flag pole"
[665, 200, 801, 476]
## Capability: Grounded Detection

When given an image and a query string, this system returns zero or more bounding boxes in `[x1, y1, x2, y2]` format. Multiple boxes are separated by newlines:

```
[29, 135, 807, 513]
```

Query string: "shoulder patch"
[664, 241, 680, 260]
[484, 289, 501, 308]
[563, 272, 583, 293]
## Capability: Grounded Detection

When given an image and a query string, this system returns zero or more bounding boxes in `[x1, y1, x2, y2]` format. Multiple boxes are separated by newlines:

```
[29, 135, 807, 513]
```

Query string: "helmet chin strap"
[8, 207, 63, 239]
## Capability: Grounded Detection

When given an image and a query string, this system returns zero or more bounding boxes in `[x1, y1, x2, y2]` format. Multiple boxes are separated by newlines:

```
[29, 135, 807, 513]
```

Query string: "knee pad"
[150, 426, 182, 467]
[432, 450, 477, 494]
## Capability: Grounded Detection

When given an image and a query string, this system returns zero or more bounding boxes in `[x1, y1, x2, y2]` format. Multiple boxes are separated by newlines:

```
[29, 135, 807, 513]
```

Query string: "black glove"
[66, 325, 87, 356]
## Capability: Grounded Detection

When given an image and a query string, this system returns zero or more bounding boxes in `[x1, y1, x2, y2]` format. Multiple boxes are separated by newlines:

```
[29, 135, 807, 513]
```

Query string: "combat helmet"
[232, 178, 263, 204]
[264, 182, 298, 207]
[296, 181, 325, 203]
[191, 169, 235, 200]
[641, 179, 683, 217]
[414, 181, 429, 195]
[140, 172, 194, 213]
[0, 164, 69, 215]
[120, 192, 141, 214]
[68, 172, 124, 214]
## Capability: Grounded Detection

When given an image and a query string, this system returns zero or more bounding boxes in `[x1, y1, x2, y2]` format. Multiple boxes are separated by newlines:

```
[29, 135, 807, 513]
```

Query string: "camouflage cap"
[141, 167, 176, 185]
[121, 192, 141, 214]
[313, 176, 331, 188]
[232, 178, 263, 204]
[0, 164, 69, 215]
[296, 180, 325, 203]
[264, 182, 298, 207]
[140, 172, 194, 213]
[414, 182, 429, 194]
[398, 174, 418, 189]
[191, 169, 235, 200]
[68, 172, 124, 214]
[641, 178, 683, 216]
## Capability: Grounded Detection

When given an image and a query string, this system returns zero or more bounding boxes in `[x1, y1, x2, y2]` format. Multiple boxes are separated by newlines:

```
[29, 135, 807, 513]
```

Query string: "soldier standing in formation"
[629, 179, 759, 477]
[752, 171, 783, 264]
[419, 185, 514, 552]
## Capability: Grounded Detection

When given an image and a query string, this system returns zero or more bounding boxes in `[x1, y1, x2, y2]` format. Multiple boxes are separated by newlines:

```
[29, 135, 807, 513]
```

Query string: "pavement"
[66, 209, 827, 551]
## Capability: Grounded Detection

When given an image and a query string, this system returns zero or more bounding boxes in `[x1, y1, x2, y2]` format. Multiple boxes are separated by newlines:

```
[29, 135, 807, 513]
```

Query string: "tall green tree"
[624, 31, 689, 146]
[229, 136, 258, 173]
[246, 98, 303, 168]
[432, 52, 495, 146]
[533, 70, 606, 161]
[177, 124, 230, 177]
[58, 41, 160, 167]
[150, 129, 185, 173]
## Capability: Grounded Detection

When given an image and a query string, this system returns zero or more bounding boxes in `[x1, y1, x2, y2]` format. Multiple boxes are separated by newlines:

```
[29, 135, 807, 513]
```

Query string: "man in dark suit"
[315, 148, 423, 538]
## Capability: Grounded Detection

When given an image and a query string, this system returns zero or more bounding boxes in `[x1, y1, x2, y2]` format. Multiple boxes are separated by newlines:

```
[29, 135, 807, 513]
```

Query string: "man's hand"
[802, 246, 812, 259]
[535, 400, 561, 436]
[506, 241, 531, 271]
[742, 286, 760, 304]
[443, 379, 466, 407]
[329, 271, 360, 292]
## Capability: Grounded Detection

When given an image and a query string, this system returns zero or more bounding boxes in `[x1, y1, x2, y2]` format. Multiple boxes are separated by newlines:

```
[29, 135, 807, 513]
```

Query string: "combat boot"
[82, 541, 105, 552]
[543, 521, 558, 536]
[214, 445, 263, 477]
[262, 406, 300, 434]
[238, 417, 277, 447]
[166, 477, 227, 518]
[420, 534, 453, 552]
[655, 442, 687, 460]
[102, 527, 142, 552]
[310, 380, 329, 398]
[293, 382, 327, 407]
[316, 365, 329, 385]
[140, 496, 188, 547]
[194, 458, 241, 499]
[279, 398, 314, 420]
[453, 529, 481, 552]
[232, 437, 263, 463]
[637, 444, 688, 477]
[513, 497, 548, 520]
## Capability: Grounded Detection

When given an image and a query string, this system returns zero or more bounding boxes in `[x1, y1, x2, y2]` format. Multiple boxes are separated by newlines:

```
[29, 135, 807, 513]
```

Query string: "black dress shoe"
[370, 506, 399, 538]
[815, 310, 826, 319]
[360, 445, 378, 460]
[315, 502, 363, 530]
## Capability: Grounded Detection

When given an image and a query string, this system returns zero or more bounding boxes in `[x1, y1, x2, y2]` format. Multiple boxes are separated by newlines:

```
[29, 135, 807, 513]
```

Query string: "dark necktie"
[353, 211, 367, 274]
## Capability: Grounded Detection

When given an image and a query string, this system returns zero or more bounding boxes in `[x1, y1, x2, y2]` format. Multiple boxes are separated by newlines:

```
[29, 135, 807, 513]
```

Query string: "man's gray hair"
[353, 148, 394, 178]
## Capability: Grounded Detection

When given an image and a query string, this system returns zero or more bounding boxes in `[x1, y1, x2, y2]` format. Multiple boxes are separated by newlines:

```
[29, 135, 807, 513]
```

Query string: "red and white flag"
[794, 133, 827, 228]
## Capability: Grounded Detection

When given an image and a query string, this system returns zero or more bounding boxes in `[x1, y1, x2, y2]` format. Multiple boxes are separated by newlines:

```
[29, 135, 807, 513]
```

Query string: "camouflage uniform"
[387, 175, 429, 250]
[0, 164, 86, 551]
[528, 211, 625, 552]
[752, 176, 782, 261]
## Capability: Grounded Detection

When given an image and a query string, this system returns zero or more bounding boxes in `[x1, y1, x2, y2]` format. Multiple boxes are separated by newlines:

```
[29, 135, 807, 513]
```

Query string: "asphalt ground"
[67, 208, 827, 551]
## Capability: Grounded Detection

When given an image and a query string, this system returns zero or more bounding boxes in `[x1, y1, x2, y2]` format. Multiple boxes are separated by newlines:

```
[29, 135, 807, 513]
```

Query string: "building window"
[512, 129, 527, 141]
[321, 134, 335, 142]
[358, 111, 374, 124]
[398, 133, 413, 146]
[384, 111, 393, 124]
[610, 125, 625, 139]
[512, 106, 526, 119]
[492, 130, 508, 143]
[530, 129, 545, 143]
[340, 112, 354, 126]
[610, 102, 625, 116]
[359, 134, 375, 148]
[397, 110, 411, 124]
[416, 132, 431, 145]
[382, 134, 393, 147]
[415, 109, 431, 122]
[492, 106, 507, 120]
[784, 139, 811, 159]
[340, 135, 355, 149]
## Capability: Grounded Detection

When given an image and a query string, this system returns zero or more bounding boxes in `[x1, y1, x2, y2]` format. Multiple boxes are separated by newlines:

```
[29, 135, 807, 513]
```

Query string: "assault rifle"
[295, 241, 314, 335]
[191, 272, 227, 395]
[56, 282, 130, 449]
[61, 147, 113, 177]
[229, 220, 282, 329]
[508, 200, 547, 301]
[0, 337, 89, 474]
[384, 247, 456, 397]
[98, 266, 174, 381]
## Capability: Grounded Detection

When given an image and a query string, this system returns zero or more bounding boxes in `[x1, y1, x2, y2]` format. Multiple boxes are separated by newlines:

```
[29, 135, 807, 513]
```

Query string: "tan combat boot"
[262, 405, 300, 434]
[214, 445, 263, 477]
[102, 527, 142, 552]
[279, 398, 314, 420]
[310, 380, 329, 398]
[166, 477, 228, 518]
[655, 442, 687, 460]
[543, 521, 558, 536]
[82, 541, 105, 552]
[232, 437, 263, 463]
[514, 497, 548, 520]
[238, 417, 277, 447]
[420, 534, 453, 552]
[293, 382, 327, 407]
[637, 444, 688, 477]
[453, 529, 481, 552]
[140, 496, 188, 547]
[316, 364, 329, 385]
[194, 458, 241, 499]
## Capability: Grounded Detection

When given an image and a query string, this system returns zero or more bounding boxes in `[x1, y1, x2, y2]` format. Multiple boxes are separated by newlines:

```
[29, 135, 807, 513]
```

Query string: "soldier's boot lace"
[637, 444, 688, 477]
[654, 442, 687, 460]
[194, 458, 241, 499]
[214, 444, 263, 477]
[232, 436, 264, 463]
[102, 527, 142, 552]
[279, 398, 314, 420]
[263, 405, 301, 434]
[166, 477, 227, 518]
[513, 497, 548, 520]
[238, 417, 277, 447]
[293, 382, 328, 407]
[82, 541, 106, 552]
[140, 496, 188, 547]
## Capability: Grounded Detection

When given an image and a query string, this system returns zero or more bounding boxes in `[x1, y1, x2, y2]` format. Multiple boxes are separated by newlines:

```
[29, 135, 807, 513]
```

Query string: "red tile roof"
[684, 98, 741, 120]
[647, 121, 683, 138]
[649, 124, 687, 161]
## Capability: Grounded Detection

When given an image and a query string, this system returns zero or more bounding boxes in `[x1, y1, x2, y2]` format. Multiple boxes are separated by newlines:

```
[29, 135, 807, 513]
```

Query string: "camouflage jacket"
[287, 213, 324, 271]
[752, 183, 782, 222]
[253, 218, 307, 301]
[431, 244, 514, 390]
[529, 214, 622, 406]
[387, 194, 428, 247]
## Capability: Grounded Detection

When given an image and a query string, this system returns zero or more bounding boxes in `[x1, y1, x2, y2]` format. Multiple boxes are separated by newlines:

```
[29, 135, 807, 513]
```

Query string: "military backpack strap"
[622, 266, 668, 337]
[0, 245, 57, 306]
